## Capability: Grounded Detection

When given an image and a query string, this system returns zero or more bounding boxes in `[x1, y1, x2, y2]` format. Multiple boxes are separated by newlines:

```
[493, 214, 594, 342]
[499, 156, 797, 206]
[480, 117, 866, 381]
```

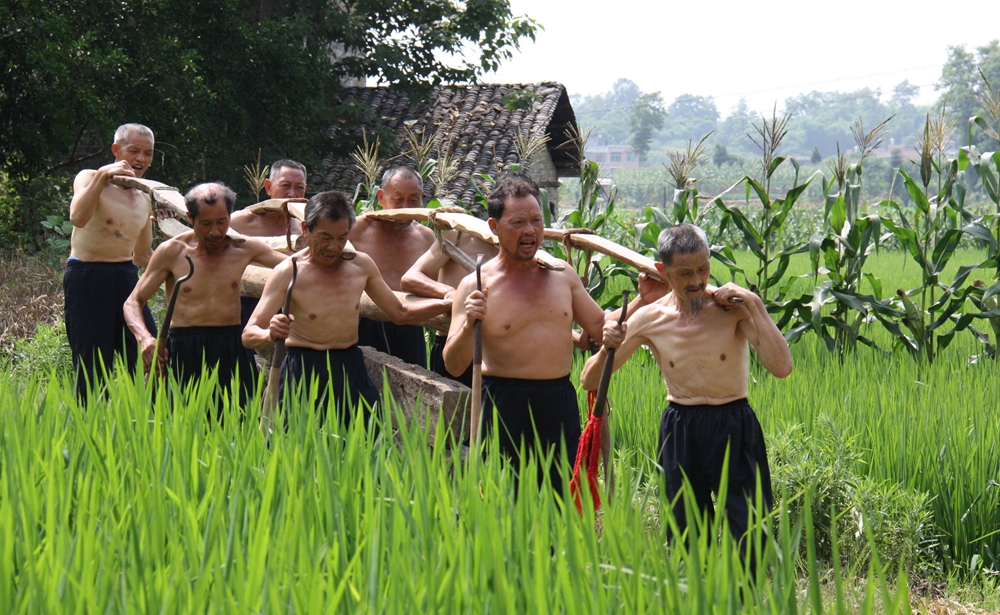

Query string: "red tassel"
[570, 390, 603, 512]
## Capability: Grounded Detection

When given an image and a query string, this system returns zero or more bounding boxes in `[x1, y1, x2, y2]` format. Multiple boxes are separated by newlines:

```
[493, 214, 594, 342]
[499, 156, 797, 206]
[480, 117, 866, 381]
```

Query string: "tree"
[0, 0, 537, 230]
[572, 78, 641, 145]
[713, 143, 732, 168]
[663, 94, 718, 144]
[716, 98, 755, 153]
[811, 146, 822, 165]
[628, 92, 666, 163]
[937, 40, 1000, 146]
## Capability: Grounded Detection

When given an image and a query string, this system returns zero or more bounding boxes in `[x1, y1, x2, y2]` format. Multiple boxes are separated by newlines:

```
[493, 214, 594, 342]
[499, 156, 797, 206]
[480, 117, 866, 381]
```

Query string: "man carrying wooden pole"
[124, 183, 286, 419]
[243, 190, 452, 428]
[443, 172, 629, 495]
[401, 218, 498, 386]
[350, 166, 436, 367]
[581, 223, 793, 560]
[65, 123, 159, 400]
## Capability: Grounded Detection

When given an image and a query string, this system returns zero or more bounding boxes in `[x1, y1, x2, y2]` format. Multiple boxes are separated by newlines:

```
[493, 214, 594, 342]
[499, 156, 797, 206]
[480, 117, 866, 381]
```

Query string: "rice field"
[1, 248, 998, 612]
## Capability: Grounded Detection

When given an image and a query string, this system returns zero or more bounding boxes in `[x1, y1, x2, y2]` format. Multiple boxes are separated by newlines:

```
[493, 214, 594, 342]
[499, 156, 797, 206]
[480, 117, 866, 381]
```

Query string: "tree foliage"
[628, 92, 666, 163]
[0, 0, 536, 233]
[662, 94, 718, 144]
[937, 40, 1000, 146]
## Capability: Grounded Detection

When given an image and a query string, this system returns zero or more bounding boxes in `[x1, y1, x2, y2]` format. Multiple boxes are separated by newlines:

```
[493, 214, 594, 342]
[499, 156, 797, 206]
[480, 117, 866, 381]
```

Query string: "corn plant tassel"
[571, 290, 630, 513]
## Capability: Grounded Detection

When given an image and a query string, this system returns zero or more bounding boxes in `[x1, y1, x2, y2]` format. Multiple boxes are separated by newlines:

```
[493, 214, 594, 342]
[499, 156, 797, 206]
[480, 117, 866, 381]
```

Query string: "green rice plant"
[0, 360, 918, 613]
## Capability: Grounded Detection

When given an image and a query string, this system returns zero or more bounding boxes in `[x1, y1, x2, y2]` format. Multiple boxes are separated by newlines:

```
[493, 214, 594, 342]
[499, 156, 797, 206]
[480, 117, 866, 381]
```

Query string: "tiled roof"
[317, 83, 580, 208]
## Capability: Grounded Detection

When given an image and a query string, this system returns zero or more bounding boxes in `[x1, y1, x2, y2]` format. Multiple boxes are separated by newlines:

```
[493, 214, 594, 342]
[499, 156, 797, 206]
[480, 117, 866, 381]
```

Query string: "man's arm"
[123, 241, 177, 372]
[243, 261, 293, 349]
[69, 162, 133, 228]
[247, 238, 289, 269]
[568, 267, 608, 344]
[580, 305, 654, 390]
[714, 283, 793, 378]
[400, 241, 455, 299]
[442, 275, 482, 377]
[363, 256, 451, 324]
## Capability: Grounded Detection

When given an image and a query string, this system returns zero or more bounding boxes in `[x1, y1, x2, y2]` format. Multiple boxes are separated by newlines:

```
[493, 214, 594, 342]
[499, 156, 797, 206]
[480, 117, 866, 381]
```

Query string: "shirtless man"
[65, 123, 158, 400]
[229, 159, 308, 339]
[229, 159, 308, 237]
[243, 190, 451, 426]
[401, 231, 498, 386]
[124, 183, 286, 417]
[350, 166, 435, 367]
[581, 223, 793, 547]
[442, 172, 614, 494]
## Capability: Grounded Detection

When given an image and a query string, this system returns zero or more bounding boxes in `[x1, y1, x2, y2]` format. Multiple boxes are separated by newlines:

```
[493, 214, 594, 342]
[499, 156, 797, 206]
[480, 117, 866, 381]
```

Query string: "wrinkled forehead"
[666, 248, 711, 271]
[383, 175, 423, 197]
[273, 167, 306, 184]
[119, 134, 154, 150]
[309, 216, 352, 235]
[499, 194, 542, 219]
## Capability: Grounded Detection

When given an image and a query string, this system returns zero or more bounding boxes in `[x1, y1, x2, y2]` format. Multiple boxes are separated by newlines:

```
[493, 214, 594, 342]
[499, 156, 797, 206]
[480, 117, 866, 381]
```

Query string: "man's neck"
[496, 252, 538, 273]
[373, 218, 412, 232]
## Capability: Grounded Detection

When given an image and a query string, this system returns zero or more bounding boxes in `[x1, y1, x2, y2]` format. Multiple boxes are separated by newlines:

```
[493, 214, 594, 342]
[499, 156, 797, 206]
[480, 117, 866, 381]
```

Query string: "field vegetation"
[4, 48, 1000, 614]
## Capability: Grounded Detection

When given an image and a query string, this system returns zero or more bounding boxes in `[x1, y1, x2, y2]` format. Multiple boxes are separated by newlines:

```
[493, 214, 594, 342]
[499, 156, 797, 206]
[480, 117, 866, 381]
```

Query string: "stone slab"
[360, 345, 471, 447]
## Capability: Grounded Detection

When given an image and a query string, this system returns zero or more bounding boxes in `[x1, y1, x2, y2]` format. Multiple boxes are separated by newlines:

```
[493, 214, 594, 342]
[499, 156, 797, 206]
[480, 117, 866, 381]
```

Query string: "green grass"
[2, 246, 999, 611]
[0, 366, 918, 613]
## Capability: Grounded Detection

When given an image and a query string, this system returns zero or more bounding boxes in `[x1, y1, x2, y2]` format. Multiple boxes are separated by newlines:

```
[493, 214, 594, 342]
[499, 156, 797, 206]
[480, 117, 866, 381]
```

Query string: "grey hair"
[114, 123, 154, 145]
[380, 165, 422, 188]
[657, 224, 710, 266]
[269, 159, 307, 180]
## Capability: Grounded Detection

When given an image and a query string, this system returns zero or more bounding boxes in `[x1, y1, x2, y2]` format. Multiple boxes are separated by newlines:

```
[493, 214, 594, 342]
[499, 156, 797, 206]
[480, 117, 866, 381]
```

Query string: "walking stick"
[571, 289, 631, 513]
[470, 254, 484, 445]
[151, 255, 194, 379]
[261, 257, 297, 434]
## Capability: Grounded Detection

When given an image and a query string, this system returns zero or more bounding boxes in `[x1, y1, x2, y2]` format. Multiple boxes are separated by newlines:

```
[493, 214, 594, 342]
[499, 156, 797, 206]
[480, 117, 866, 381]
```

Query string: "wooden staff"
[152, 255, 194, 378]
[470, 254, 484, 445]
[261, 257, 298, 433]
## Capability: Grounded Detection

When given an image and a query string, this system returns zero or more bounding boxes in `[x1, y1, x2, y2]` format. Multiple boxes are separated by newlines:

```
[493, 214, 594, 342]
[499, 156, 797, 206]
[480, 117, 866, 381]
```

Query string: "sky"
[477, 0, 999, 117]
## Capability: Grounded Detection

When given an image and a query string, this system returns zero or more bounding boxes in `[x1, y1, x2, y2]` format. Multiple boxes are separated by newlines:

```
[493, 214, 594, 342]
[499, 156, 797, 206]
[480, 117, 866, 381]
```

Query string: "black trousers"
[357, 317, 427, 368]
[63, 259, 155, 400]
[429, 333, 473, 387]
[278, 345, 380, 428]
[167, 325, 257, 419]
[481, 375, 582, 495]
[659, 398, 773, 543]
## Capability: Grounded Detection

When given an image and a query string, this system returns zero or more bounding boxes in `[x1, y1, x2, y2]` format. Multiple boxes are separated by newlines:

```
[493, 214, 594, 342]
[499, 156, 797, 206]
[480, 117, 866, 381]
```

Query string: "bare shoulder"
[238, 236, 271, 254]
[413, 223, 434, 240]
[351, 251, 379, 273]
[72, 168, 98, 189]
[352, 214, 374, 231]
[160, 233, 193, 255]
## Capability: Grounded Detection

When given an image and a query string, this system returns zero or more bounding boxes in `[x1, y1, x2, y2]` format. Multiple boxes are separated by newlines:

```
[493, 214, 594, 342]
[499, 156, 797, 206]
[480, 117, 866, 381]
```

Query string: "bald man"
[350, 166, 435, 367]
[124, 183, 286, 418]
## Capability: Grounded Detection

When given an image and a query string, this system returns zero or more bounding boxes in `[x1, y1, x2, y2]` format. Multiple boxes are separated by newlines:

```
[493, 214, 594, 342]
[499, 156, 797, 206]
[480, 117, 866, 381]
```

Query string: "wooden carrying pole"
[470, 255, 484, 445]
[261, 257, 297, 433]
